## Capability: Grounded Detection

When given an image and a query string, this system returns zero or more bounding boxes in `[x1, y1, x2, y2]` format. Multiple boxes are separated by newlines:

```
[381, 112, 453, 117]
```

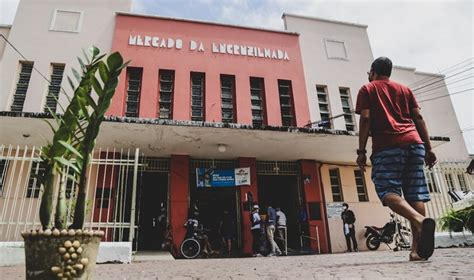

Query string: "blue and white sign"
[196, 167, 251, 187]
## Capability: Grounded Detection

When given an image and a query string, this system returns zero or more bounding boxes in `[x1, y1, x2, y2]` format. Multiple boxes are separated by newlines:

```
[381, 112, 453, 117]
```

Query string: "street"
[1, 248, 472, 279]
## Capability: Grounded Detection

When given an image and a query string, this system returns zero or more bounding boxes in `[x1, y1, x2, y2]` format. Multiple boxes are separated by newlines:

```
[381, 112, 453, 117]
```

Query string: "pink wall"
[109, 15, 310, 127]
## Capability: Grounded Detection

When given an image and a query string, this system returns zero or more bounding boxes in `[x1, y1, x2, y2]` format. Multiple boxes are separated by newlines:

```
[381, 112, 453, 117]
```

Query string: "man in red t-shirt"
[355, 57, 437, 261]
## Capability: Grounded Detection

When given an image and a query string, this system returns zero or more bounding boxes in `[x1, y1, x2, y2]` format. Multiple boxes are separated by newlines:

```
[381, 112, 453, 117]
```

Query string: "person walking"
[356, 57, 437, 261]
[219, 209, 235, 255]
[275, 207, 287, 255]
[266, 206, 282, 256]
[251, 205, 263, 257]
[341, 203, 358, 252]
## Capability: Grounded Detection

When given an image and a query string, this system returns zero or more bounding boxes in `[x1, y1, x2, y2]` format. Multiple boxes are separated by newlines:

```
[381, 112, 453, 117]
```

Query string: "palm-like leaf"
[39, 47, 128, 229]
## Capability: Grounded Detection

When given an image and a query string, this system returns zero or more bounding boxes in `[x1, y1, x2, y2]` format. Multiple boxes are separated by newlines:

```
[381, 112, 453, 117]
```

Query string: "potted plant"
[21, 47, 127, 279]
[440, 205, 474, 235]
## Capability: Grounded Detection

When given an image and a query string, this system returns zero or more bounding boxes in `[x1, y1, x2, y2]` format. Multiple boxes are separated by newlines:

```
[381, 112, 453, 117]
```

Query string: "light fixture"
[304, 175, 311, 184]
[217, 144, 226, 153]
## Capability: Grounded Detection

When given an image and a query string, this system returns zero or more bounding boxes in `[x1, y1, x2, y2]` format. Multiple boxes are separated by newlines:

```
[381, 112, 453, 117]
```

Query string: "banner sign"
[196, 167, 251, 187]
[326, 202, 344, 219]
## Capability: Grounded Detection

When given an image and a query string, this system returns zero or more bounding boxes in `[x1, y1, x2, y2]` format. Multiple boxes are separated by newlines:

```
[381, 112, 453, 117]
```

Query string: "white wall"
[283, 14, 374, 130]
[392, 67, 469, 160]
[0, 0, 131, 112]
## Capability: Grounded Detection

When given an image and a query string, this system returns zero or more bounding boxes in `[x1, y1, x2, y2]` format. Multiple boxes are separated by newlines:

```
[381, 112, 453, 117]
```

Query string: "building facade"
[0, 0, 471, 260]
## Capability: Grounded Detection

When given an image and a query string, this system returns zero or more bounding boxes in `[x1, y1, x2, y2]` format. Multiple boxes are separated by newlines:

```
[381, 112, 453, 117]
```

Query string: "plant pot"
[22, 229, 104, 280]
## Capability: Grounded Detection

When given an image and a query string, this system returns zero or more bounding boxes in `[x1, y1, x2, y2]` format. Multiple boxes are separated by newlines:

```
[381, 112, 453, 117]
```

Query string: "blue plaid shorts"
[371, 144, 430, 205]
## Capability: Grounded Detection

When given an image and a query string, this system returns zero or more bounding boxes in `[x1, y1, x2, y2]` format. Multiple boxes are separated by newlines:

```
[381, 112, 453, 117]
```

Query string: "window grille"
[11, 62, 34, 112]
[250, 77, 265, 127]
[354, 169, 368, 202]
[44, 64, 65, 113]
[0, 159, 8, 196]
[316, 85, 332, 129]
[339, 88, 355, 131]
[256, 161, 299, 175]
[329, 168, 343, 202]
[426, 172, 439, 193]
[445, 173, 455, 190]
[159, 70, 175, 119]
[191, 72, 205, 121]
[457, 174, 467, 191]
[27, 161, 44, 198]
[125, 67, 143, 118]
[142, 157, 170, 172]
[189, 159, 237, 173]
[278, 80, 295, 127]
[220, 75, 235, 124]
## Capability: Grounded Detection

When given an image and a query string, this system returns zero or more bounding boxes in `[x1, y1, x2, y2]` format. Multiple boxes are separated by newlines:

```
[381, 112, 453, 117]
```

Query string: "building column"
[238, 157, 258, 255]
[139, 66, 159, 118]
[169, 155, 190, 256]
[300, 160, 330, 253]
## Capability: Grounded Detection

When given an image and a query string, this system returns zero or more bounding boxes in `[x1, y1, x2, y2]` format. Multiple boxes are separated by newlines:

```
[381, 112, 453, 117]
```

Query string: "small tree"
[38, 47, 128, 230]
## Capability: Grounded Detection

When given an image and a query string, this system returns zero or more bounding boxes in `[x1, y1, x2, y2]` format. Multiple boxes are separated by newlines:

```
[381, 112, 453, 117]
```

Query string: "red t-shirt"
[355, 79, 423, 153]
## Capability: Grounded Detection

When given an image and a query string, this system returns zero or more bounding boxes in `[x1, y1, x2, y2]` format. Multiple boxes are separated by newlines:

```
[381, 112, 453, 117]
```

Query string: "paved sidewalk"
[2, 248, 472, 279]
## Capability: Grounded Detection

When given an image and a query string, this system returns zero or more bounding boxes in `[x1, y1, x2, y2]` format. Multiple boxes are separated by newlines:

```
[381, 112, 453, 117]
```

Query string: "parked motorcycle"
[364, 213, 411, 251]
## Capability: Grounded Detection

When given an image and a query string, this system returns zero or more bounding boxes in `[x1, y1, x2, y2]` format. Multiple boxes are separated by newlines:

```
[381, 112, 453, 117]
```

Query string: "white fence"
[0, 144, 141, 242]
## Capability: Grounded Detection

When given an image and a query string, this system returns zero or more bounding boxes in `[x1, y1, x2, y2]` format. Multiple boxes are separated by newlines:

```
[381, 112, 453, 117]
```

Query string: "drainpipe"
[317, 161, 332, 253]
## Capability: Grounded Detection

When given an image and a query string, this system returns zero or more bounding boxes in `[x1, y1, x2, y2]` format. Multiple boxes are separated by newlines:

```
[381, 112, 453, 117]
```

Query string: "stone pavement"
[1, 248, 472, 279]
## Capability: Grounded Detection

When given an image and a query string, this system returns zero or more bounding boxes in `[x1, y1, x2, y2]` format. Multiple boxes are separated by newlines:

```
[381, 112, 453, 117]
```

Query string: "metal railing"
[0, 144, 141, 242]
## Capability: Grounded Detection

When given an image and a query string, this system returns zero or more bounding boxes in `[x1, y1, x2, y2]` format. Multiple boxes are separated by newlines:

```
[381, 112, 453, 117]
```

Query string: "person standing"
[275, 207, 287, 255]
[219, 209, 235, 255]
[356, 57, 437, 261]
[266, 206, 282, 256]
[341, 203, 358, 252]
[251, 205, 263, 257]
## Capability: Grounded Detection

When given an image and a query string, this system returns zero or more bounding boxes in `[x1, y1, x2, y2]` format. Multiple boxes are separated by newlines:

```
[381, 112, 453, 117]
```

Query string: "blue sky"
[1, 0, 473, 153]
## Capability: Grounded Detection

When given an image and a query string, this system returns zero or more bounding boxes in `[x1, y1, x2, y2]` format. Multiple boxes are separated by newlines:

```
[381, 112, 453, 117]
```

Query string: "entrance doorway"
[136, 172, 168, 251]
[257, 175, 303, 249]
[191, 186, 242, 253]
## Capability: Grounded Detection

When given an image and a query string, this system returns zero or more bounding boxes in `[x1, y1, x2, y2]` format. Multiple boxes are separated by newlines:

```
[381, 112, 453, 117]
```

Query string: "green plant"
[38, 46, 128, 230]
[440, 205, 474, 234]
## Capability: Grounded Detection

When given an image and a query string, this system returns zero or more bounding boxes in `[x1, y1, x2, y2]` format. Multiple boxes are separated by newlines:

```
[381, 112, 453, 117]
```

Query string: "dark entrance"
[191, 186, 241, 253]
[136, 172, 168, 251]
[257, 175, 304, 250]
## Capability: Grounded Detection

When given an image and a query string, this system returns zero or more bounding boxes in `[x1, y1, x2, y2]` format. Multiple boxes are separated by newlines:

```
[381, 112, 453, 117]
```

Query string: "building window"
[220, 75, 235, 124]
[159, 70, 175, 119]
[125, 67, 143, 118]
[0, 160, 9, 196]
[339, 88, 355, 131]
[354, 169, 368, 202]
[44, 64, 65, 113]
[329, 168, 343, 202]
[457, 174, 467, 191]
[278, 79, 295, 127]
[27, 161, 44, 198]
[445, 174, 455, 190]
[250, 77, 265, 127]
[426, 173, 439, 193]
[11, 62, 34, 112]
[191, 72, 205, 121]
[316, 85, 331, 129]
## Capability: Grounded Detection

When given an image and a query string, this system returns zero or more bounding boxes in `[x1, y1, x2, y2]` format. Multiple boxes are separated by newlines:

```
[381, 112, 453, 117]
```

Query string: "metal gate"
[0, 144, 141, 242]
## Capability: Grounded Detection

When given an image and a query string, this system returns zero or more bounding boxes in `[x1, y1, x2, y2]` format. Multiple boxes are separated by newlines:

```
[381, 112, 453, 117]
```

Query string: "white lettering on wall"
[128, 34, 290, 61]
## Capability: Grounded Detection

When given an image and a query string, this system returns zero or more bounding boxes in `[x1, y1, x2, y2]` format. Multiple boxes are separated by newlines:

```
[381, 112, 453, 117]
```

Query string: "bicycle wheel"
[180, 238, 201, 259]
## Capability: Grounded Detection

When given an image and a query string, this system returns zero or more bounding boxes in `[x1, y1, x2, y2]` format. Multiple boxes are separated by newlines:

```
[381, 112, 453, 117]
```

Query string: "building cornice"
[282, 13, 368, 28]
[116, 12, 299, 36]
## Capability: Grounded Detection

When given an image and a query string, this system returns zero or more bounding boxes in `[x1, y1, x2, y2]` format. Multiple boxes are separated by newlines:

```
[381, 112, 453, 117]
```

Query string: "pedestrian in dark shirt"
[356, 57, 437, 261]
[341, 203, 358, 252]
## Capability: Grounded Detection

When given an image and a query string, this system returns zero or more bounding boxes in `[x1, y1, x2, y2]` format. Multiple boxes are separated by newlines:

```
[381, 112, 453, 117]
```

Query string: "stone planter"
[22, 229, 104, 280]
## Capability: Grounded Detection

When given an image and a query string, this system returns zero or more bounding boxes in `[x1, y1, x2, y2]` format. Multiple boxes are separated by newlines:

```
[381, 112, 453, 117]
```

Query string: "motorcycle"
[364, 213, 411, 251]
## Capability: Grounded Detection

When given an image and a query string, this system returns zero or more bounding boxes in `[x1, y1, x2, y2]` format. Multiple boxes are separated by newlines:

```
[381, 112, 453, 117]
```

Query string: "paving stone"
[0, 248, 472, 279]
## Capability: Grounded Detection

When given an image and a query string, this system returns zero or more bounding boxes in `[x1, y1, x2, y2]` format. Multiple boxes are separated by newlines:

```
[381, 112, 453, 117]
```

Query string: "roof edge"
[116, 12, 299, 36]
[0, 24, 12, 29]
[282, 13, 368, 28]
[394, 65, 445, 78]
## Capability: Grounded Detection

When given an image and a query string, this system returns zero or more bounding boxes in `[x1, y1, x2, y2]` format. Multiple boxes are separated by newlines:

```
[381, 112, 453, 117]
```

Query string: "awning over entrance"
[0, 114, 450, 164]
